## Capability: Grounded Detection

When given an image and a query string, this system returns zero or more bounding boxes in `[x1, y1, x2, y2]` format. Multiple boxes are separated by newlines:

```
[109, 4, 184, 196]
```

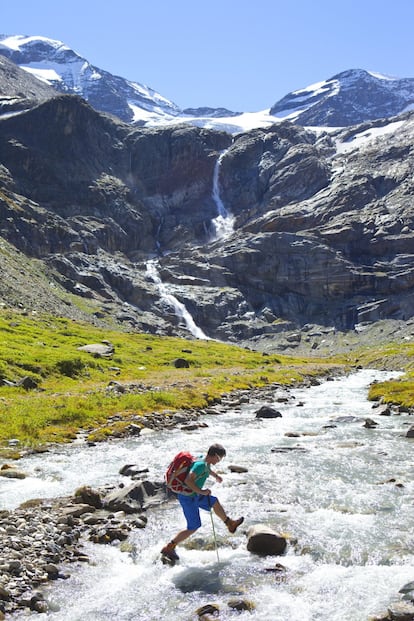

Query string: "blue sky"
[2, 0, 414, 112]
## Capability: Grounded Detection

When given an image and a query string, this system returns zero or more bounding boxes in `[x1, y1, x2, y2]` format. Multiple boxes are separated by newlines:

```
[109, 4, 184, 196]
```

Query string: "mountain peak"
[270, 68, 414, 126]
[0, 34, 181, 124]
[329, 68, 399, 83]
[1, 35, 414, 132]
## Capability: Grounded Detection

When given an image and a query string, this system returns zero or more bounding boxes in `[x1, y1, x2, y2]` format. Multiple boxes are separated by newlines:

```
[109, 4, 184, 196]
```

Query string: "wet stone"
[0, 482, 151, 615]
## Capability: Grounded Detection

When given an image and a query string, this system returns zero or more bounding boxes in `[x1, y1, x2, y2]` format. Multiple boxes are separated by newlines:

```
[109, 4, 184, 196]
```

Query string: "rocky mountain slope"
[1, 85, 414, 352]
[270, 69, 414, 126]
[0, 34, 181, 124]
[0, 54, 57, 115]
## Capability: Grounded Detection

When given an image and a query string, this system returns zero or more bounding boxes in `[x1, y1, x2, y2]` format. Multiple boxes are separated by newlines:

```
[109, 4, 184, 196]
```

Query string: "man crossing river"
[161, 443, 244, 562]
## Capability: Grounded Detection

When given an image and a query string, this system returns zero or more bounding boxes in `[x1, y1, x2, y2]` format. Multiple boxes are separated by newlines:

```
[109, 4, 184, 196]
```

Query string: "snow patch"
[367, 71, 398, 81]
[21, 66, 62, 84]
[335, 120, 406, 154]
[0, 34, 70, 52]
[127, 102, 174, 123]
[292, 79, 334, 97]
[141, 108, 280, 134]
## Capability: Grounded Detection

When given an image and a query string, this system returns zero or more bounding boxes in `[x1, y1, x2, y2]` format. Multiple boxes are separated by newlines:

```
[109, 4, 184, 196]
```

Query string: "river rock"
[400, 582, 414, 595]
[405, 426, 414, 438]
[228, 464, 248, 473]
[103, 480, 165, 513]
[363, 418, 378, 428]
[271, 446, 307, 453]
[74, 485, 103, 508]
[246, 524, 287, 556]
[332, 415, 360, 423]
[119, 464, 150, 478]
[227, 598, 255, 612]
[196, 603, 220, 617]
[255, 406, 282, 419]
[0, 464, 27, 479]
[60, 503, 94, 518]
[264, 562, 288, 581]
[388, 601, 414, 620]
[369, 613, 391, 621]
[89, 524, 130, 544]
[375, 404, 392, 416]
[43, 563, 60, 579]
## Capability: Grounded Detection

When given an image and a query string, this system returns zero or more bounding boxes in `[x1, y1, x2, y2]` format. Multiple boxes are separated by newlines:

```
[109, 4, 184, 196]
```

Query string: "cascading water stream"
[145, 259, 209, 340]
[5, 369, 414, 621]
[145, 149, 234, 338]
[211, 149, 235, 240]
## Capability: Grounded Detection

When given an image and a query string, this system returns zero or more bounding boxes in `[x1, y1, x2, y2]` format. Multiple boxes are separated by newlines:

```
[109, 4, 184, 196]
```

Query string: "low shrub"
[55, 358, 86, 378]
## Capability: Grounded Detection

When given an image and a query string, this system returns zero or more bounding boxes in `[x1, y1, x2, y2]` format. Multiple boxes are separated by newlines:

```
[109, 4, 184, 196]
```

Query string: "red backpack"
[165, 451, 194, 495]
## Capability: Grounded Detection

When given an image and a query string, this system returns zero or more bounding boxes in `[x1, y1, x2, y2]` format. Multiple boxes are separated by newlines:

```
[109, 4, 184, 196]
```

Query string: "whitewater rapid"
[4, 369, 413, 621]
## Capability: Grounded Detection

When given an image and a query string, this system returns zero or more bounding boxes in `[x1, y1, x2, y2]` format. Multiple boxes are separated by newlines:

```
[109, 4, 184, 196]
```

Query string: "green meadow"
[0, 310, 413, 453]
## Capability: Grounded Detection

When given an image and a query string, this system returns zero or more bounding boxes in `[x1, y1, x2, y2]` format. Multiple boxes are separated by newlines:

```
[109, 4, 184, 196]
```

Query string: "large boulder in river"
[387, 601, 414, 620]
[246, 524, 287, 556]
[0, 464, 27, 479]
[103, 480, 165, 513]
[255, 406, 282, 419]
[74, 485, 103, 508]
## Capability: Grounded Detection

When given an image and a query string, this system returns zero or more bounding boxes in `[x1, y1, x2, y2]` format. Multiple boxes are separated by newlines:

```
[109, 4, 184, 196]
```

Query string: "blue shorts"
[177, 494, 218, 530]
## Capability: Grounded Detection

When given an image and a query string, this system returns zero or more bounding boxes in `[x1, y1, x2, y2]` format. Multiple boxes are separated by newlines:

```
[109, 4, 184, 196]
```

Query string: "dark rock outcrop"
[0, 95, 230, 257]
[1, 88, 414, 343]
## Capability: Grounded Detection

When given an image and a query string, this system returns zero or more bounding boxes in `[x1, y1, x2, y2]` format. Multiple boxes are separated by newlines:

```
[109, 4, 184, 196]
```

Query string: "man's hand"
[202, 488, 211, 496]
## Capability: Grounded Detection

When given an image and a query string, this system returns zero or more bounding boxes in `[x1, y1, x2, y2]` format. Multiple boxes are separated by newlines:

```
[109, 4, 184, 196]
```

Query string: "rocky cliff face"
[1, 92, 414, 347]
[0, 95, 230, 254]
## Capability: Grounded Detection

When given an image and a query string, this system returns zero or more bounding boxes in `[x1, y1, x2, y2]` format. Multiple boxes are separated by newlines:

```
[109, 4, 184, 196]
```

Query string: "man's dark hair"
[207, 443, 226, 458]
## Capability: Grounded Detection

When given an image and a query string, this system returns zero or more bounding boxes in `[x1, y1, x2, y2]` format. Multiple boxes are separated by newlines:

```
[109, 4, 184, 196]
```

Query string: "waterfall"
[145, 260, 209, 340]
[211, 149, 235, 239]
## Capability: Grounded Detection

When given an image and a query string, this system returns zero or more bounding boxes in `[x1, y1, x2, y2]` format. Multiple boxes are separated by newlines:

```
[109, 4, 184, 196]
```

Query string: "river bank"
[0, 375, 340, 617]
[1, 369, 414, 620]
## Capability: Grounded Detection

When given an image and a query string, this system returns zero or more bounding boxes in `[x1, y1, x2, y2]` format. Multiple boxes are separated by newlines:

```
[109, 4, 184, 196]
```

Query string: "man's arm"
[210, 469, 223, 483]
[184, 471, 211, 495]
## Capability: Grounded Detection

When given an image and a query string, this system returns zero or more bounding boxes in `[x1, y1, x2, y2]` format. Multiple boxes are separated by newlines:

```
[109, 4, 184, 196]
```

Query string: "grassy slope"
[0, 310, 413, 452]
[0, 311, 341, 449]
[353, 341, 414, 406]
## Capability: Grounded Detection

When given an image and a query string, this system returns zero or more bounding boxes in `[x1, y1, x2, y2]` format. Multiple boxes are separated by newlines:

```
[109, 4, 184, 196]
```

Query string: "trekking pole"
[208, 496, 220, 563]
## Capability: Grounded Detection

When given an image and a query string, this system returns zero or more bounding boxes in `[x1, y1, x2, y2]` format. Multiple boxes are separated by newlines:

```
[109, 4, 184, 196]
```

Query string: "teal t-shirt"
[189, 458, 210, 494]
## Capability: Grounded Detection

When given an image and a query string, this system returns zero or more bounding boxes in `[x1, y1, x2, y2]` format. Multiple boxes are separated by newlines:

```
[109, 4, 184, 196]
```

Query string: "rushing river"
[3, 369, 414, 621]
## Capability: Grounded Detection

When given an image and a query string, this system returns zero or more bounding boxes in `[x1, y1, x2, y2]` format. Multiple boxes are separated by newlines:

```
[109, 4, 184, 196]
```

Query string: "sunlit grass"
[1, 310, 414, 449]
[345, 341, 414, 406]
[0, 310, 345, 447]
[368, 373, 414, 406]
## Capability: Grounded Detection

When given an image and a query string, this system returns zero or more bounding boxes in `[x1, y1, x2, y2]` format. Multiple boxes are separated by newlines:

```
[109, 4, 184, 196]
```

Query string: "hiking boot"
[161, 541, 179, 561]
[225, 516, 244, 533]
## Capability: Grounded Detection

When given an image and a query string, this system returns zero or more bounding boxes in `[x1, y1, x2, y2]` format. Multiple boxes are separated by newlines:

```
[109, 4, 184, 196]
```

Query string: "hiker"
[161, 443, 244, 561]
